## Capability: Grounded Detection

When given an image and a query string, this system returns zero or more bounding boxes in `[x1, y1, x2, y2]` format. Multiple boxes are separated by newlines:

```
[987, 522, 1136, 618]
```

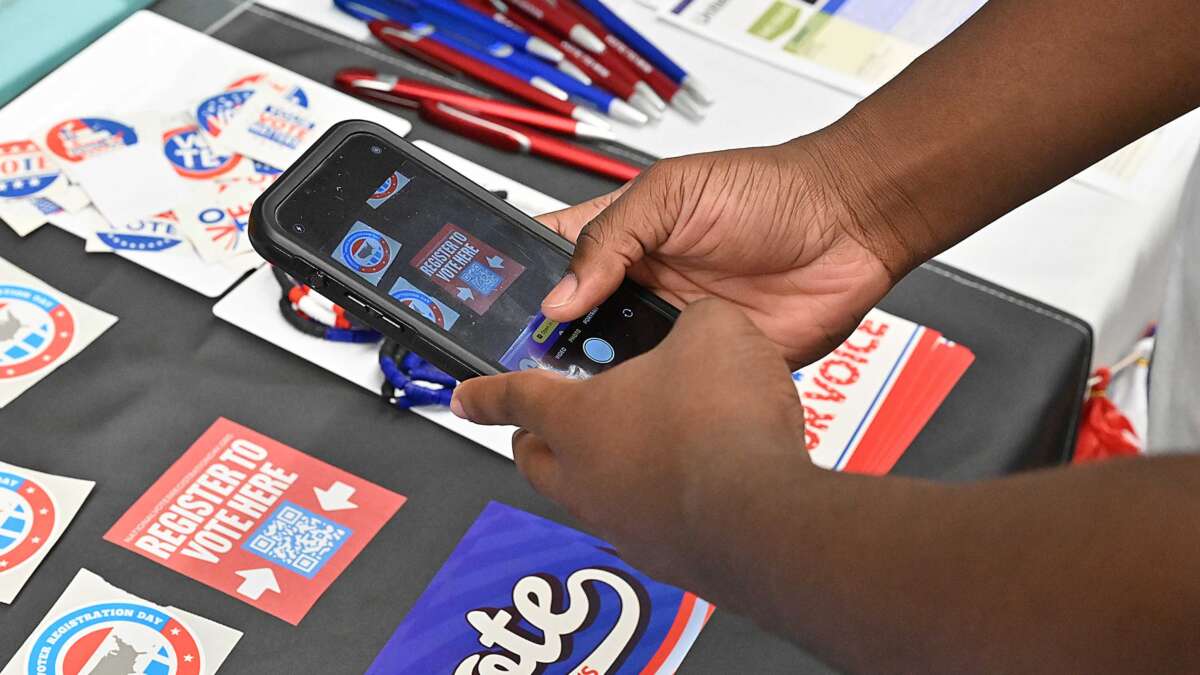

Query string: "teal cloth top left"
[0, 0, 154, 107]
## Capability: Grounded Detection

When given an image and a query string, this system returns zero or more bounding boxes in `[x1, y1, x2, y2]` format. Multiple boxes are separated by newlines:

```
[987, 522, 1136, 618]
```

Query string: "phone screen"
[277, 133, 674, 376]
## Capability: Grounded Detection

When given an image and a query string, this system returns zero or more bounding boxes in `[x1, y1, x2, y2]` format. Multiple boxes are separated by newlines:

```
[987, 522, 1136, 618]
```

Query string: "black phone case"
[249, 119, 678, 381]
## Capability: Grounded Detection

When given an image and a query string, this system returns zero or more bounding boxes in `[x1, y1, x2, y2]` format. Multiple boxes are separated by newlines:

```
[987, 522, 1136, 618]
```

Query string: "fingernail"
[543, 273, 578, 308]
[450, 396, 466, 419]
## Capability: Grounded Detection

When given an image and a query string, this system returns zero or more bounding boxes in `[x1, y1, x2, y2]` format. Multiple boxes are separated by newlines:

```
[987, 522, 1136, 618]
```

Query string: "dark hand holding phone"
[249, 120, 676, 381]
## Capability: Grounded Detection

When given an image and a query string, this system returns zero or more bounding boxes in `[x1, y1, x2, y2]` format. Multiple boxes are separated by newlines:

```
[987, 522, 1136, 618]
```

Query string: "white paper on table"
[0, 462, 93, 604]
[1, 569, 241, 675]
[0, 257, 118, 408]
[213, 143, 567, 460]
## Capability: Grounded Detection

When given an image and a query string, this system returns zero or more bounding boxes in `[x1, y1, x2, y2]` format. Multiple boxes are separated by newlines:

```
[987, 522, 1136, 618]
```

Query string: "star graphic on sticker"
[171, 627, 181, 636]
[184, 654, 194, 662]
[30, 537, 40, 544]
[24, 487, 34, 494]
[39, 508, 48, 515]
[0, 560, 8, 568]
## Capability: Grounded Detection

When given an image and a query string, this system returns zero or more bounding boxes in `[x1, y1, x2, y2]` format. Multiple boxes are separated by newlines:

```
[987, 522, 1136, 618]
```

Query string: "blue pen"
[335, 0, 563, 62]
[572, 0, 713, 104]
[407, 0, 568, 62]
[407, 8, 648, 124]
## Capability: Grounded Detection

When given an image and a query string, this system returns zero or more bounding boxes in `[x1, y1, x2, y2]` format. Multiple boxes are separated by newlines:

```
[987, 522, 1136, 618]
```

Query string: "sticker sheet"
[104, 418, 406, 625]
[369, 502, 713, 674]
[0, 139, 90, 237]
[1, 568, 241, 675]
[0, 10, 412, 296]
[0, 257, 118, 408]
[0, 462, 94, 604]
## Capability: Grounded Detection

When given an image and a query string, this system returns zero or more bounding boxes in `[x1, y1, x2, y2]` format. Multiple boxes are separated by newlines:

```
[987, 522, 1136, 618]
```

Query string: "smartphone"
[248, 120, 677, 381]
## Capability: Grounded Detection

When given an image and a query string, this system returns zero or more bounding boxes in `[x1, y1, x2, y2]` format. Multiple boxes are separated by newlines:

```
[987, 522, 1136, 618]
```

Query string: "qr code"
[460, 261, 503, 295]
[243, 502, 351, 578]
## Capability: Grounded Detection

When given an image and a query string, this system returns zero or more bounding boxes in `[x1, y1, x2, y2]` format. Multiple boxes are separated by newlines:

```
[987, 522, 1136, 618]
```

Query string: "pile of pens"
[332, 0, 710, 181]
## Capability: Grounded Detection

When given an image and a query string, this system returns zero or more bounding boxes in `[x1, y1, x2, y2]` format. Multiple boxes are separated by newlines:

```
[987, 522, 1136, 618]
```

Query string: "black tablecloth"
[0, 2, 1092, 673]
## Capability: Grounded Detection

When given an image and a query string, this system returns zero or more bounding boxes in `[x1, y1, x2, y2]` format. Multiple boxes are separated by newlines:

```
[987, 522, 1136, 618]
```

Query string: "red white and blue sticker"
[0, 141, 61, 199]
[43, 118, 138, 164]
[0, 471, 56, 575]
[162, 125, 241, 180]
[95, 212, 185, 253]
[1, 569, 241, 674]
[388, 277, 460, 330]
[195, 74, 308, 140]
[0, 463, 92, 605]
[334, 221, 402, 285]
[0, 285, 75, 380]
[366, 171, 410, 209]
[26, 602, 205, 675]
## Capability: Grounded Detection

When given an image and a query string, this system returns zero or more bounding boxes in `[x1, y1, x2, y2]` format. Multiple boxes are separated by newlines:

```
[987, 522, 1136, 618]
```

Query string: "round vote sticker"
[28, 602, 205, 675]
[0, 471, 56, 572]
[342, 231, 391, 274]
[0, 285, 76, 379]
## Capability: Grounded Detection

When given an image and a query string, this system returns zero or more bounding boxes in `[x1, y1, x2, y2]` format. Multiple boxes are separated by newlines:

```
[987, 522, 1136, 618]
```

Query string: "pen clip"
[421, 101, 531, 152]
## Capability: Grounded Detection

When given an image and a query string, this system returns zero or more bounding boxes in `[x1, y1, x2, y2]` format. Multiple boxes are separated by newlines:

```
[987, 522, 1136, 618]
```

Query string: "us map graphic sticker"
[0, 461, 93, 604]
[0, 257, 117, 408]
[410, 223, 525, 314]
[368, 502, 713, 674]
[104, 417, 406, 625]
[1, 568, 241, 675]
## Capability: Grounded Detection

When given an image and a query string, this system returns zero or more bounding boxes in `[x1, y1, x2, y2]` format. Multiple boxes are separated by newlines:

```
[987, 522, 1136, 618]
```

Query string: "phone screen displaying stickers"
[0, 462, 93, 604]
[333, 220, 403, 285]
[40, 114, 181, 227]
[368, 502, 712, 674]
[367, 171, 410, 209]
[0, 569, 241, 675]
[388, 277, 460, 330]
[409, 223, 526, 315]
[104, 417, 406, 625]
[0, 257, 117, 408]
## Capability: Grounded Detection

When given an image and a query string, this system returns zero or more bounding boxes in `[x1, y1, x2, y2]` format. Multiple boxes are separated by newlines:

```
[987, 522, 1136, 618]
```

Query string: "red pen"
[335, 68, 616, 140]
[420, 100, 641, 182]
[368, 19, 609, 128]
[561, 0, 701, 118]
[501, 0, 607, 54]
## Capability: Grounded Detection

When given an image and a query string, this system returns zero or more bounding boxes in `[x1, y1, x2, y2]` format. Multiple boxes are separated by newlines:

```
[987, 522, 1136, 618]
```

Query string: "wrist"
[783, 109, 943, 282]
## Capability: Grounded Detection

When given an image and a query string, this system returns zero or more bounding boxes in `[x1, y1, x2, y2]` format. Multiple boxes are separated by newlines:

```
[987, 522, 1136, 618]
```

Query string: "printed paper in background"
[104, 418, 406, 625]
[368, 502, 712, 674]
[0, 257, 117, 408]
[1, 568, 241, 675]
[0, 462, 94, 604]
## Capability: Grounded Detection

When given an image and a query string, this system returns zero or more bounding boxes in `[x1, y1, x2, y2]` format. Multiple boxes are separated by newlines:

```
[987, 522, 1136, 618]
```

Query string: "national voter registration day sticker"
[0, 141, 61, 199]
[103, 418, 406, 624]
[0, 569, 241, 675]
[0, 471, 55, 574]
[0, 284, 76, 380]
[0, 462, 92, 605]
[368, 502, 712, 674]
[44, 117, 138, 163]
